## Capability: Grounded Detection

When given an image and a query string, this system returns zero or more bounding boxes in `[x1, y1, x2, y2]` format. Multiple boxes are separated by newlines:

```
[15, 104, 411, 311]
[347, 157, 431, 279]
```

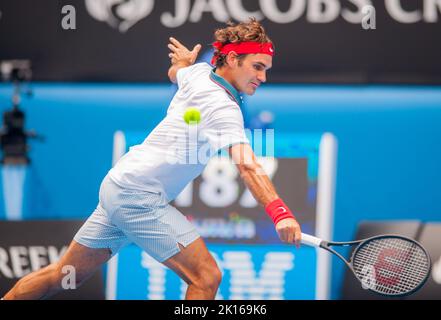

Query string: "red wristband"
[264, 198, 296, 225]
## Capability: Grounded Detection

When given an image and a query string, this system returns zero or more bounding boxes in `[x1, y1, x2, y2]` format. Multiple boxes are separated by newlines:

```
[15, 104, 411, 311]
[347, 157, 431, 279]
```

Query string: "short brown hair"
[213, 18, 273, 68]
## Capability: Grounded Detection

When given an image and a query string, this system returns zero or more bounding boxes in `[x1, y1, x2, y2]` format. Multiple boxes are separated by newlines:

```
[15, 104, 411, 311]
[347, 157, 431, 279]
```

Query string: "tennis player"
[3, 18, 301, 300]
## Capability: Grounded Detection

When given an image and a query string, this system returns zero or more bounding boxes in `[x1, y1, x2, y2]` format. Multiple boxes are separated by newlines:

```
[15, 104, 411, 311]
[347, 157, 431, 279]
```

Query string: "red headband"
[211, 41, 274, 65]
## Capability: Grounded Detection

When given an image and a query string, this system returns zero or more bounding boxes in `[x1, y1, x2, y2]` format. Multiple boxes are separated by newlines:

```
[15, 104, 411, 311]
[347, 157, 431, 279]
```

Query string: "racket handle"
[300, 233, 323, 247]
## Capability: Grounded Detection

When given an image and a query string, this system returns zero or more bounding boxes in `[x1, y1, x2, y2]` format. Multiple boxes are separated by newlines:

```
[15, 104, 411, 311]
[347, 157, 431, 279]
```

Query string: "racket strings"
[361, 241, 427, 294]
[352, 237, 430, 295]
[354, 239, 428, 294]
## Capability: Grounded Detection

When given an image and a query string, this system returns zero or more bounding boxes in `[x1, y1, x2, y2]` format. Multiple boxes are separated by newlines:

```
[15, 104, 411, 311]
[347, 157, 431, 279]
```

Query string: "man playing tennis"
[3, 18, 301, 300]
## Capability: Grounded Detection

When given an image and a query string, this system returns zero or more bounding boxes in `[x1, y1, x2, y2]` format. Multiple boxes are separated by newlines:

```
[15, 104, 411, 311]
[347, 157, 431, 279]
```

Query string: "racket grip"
[300, 233, 323, 247]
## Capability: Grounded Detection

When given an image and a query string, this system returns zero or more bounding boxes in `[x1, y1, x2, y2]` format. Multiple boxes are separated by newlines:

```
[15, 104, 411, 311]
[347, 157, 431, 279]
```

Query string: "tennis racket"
[301, 233, 431, 297]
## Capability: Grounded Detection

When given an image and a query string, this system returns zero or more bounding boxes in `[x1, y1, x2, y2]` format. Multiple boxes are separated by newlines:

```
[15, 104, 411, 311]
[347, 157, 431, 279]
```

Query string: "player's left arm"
[228, 143, 302, 247]
[167, 37, 201, 83]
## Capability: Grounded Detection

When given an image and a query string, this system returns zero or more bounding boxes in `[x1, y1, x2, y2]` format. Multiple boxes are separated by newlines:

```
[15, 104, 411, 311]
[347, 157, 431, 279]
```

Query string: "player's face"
[233, 54, 272, 95]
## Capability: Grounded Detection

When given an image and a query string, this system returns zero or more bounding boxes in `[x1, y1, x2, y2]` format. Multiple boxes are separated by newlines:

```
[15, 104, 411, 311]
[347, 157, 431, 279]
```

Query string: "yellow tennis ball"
[183, 107, 201, 125]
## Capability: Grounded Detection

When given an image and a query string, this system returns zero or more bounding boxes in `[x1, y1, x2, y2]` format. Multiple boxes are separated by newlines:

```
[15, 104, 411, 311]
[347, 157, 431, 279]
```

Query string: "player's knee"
[195, 264, 222, 293]
[211, 266, 222, 289]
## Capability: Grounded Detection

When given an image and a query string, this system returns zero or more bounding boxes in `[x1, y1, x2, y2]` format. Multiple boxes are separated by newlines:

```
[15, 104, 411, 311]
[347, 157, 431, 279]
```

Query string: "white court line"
[315, 132, 338, 300]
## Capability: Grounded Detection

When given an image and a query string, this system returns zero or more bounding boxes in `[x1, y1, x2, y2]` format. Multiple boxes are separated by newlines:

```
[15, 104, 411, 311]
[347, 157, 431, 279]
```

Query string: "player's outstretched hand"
[275, 218, 302, 248]
[168, 37, 202, 67]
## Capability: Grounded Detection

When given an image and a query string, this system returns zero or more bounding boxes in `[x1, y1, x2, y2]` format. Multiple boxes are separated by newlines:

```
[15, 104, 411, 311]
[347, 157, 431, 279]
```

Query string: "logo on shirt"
[85, 0, 154, 32]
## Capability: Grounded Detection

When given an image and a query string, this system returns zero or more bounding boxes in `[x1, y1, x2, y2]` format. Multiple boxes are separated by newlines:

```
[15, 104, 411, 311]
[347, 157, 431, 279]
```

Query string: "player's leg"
[107, 183, 222, 300]
[163, 237, 222, 300]
[3, 240, 111, 300]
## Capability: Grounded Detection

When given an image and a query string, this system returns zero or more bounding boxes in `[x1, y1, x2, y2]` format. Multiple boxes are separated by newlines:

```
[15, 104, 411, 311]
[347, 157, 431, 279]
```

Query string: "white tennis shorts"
[74, 175, 200, 262]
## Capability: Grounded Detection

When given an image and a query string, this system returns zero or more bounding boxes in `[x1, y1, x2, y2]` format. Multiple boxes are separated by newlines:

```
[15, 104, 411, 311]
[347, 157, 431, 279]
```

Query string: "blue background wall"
[1, 83, 440, 299]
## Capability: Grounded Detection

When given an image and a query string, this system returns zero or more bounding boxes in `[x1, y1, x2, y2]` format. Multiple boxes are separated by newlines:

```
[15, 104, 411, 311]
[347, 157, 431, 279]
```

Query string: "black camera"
[1, 60, 32, 83]
[0, 60, 39, 165]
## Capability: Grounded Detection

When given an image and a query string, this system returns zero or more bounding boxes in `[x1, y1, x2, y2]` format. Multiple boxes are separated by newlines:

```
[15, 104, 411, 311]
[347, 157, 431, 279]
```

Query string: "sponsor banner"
[0, 220, 105, 299]
[0, 0, 440, 83]
[112, 243, 316, 300]
[175, 157, 314, 243]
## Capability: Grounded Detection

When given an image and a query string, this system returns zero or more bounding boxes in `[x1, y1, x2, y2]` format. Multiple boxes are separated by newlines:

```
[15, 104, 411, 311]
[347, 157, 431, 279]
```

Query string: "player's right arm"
[228, 143, 302, 247]
[167, 37, 201, 83]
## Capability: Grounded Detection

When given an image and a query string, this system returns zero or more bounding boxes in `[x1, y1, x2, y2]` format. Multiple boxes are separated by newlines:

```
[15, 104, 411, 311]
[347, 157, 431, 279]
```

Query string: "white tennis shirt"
[108, 63, 250, 202]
